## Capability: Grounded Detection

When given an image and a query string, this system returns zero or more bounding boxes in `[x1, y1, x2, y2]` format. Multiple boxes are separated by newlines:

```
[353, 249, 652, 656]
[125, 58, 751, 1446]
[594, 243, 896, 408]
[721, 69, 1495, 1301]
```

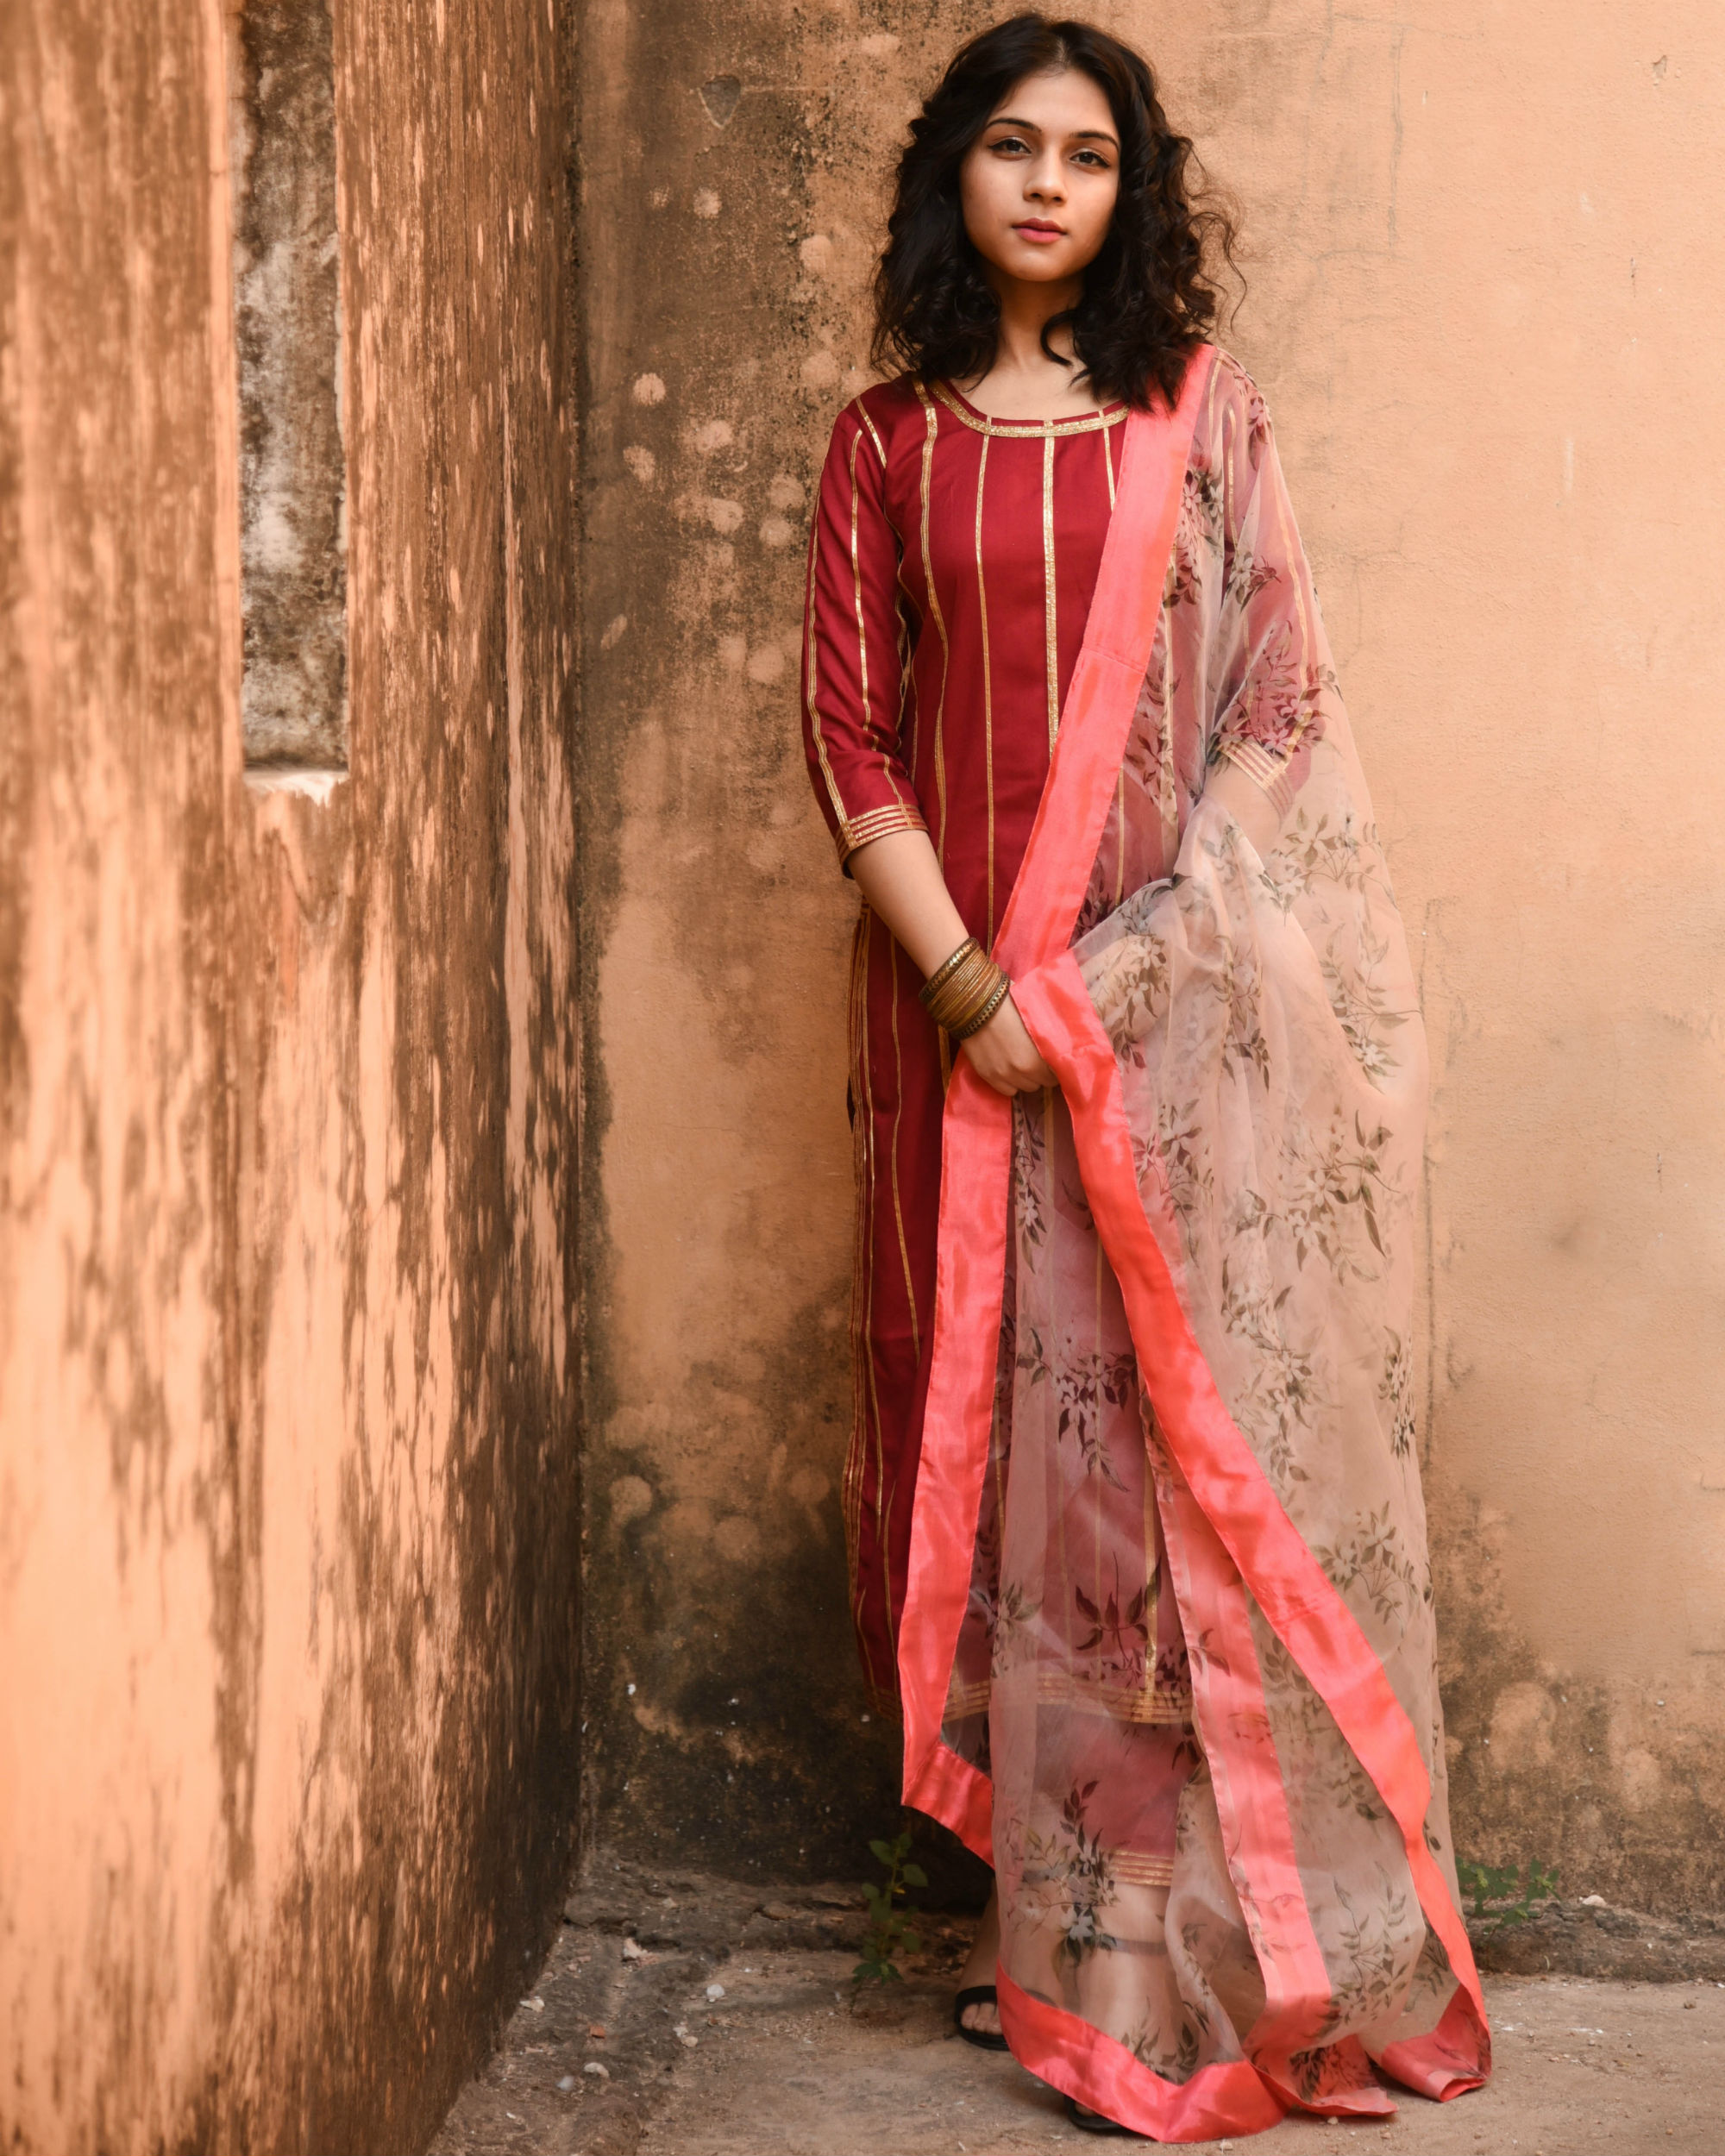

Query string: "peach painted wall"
[0, 2, 581, 2150]
[577, 0, 1725, 1910]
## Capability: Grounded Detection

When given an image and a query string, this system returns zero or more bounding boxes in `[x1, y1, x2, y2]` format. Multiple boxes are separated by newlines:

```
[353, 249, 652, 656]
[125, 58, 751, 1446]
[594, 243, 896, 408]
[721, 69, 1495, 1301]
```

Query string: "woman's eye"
[1072, 150, 1111, 169]
[989, 135, 1030, 154]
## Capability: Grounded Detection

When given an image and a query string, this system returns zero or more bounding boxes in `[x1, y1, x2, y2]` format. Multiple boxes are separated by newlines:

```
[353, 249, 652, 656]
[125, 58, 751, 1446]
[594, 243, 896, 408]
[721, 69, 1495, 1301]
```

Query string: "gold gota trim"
[846, 912, 896, 1698]
[1037, 1669, 1194, 1725]
[886, 938, 920, 1366]
[1041, 431, 1059, 749]
[932, 379, 1128, 438]
[1111, 1852, 1176, 1890]
[854, 401, 888, 467]
[1219, 736, 1287, 793]
[837, 802, 929, 862]
[945, 1669, 1196, 1727]
[973, 431, 997, 941]
[846, 429, 881, 782]
[944, 1677, 993, 1720]
[909, 381, 952, 857]
[1218, 719, 1316, 821]
[842, 919, 871, 1613]
[800, 510, 850, 832]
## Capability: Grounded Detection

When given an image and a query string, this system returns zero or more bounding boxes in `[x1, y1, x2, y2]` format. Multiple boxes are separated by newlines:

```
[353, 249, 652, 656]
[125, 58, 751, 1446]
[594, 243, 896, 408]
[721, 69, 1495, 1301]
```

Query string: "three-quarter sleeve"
[800, 400, 928, 868]
[1205, 360, 1340, 818]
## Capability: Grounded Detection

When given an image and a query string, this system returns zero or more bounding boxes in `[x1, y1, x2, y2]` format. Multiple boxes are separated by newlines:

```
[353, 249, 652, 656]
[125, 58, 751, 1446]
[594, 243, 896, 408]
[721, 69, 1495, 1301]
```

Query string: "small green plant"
[852, 1831, 927, 1985]
[1458, 1858, 1559, 1926]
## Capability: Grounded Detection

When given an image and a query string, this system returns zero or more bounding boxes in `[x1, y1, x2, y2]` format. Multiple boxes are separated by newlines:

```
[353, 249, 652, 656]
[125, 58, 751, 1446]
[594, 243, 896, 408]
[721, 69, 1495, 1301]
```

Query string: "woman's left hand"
[959, 992, 1057, 1097]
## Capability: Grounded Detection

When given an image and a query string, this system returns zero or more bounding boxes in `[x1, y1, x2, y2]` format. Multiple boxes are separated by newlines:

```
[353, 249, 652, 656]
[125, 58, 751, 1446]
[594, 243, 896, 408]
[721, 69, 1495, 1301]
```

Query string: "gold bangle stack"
[918, 936, 1013, 1041]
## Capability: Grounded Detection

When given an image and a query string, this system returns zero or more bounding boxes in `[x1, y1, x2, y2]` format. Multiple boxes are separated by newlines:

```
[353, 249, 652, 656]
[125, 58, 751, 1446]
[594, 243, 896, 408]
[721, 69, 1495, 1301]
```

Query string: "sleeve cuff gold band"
[1219, 735, 1301, 820]
[837, 803, 929, 864]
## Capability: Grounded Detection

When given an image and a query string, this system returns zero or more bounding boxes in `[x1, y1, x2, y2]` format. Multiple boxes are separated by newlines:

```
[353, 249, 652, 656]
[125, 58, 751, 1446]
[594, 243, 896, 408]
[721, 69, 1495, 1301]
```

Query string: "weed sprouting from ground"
[1458, 1858, 1560, 1925]
[853, 1832, 926, 1986]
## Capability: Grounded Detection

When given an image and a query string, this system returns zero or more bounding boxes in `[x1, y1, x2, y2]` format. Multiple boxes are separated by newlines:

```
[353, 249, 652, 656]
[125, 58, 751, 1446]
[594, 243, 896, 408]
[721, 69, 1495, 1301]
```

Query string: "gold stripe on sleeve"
[848, 428, 906, 805]
[801, 500, 850, 829]
[911, 382, 952, 859]
[896, 611, 919, 773]
[856, 402, 888, 467]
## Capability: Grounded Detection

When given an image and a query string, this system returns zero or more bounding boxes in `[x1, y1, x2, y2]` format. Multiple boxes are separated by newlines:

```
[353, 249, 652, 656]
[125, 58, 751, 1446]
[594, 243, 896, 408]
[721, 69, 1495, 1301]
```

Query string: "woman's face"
[958, 67, 1121, 291]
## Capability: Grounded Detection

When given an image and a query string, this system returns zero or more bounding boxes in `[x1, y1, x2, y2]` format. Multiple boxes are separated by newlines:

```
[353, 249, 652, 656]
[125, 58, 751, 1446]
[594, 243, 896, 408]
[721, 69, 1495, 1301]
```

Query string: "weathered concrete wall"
[576, 0, 1725, 1914]
[0, 0, 580, 2150]
[573, 0, 958, 1887]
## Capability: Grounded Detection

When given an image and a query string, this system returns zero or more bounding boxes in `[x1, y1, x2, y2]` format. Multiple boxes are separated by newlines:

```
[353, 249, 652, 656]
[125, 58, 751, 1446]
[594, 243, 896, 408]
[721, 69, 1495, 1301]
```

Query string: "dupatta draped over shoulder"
[801, 350, 1490, 2138]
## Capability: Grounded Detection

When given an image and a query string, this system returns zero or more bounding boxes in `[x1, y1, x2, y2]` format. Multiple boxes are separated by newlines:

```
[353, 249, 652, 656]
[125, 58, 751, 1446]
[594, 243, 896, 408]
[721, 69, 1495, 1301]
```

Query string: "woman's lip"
[1013, 222, 1064, 242]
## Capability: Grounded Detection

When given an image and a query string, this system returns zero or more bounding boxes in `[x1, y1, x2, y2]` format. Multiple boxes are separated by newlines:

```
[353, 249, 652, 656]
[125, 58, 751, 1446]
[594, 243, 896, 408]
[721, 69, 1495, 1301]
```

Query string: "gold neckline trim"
[931, 380, 1127, 438]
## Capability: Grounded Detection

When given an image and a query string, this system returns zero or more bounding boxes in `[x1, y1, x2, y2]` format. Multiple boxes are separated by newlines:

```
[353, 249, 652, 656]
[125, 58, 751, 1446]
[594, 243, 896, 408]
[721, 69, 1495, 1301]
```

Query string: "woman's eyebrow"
[984, 116, 1120, 148]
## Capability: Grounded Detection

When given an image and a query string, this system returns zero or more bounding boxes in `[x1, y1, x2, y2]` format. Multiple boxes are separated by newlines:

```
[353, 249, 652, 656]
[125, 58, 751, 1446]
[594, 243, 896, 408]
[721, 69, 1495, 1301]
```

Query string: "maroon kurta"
[800, 376, 1127, 1712]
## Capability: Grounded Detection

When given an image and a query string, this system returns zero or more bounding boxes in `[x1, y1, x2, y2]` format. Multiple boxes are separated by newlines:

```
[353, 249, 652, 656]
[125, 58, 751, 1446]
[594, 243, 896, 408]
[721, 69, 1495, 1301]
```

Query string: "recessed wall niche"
[227, 0, 347, 770]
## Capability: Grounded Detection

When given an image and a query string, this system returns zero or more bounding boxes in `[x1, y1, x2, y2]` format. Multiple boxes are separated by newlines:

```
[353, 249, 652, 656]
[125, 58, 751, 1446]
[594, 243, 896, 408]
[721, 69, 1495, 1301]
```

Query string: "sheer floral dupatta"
[898, 350, 1490, 2140]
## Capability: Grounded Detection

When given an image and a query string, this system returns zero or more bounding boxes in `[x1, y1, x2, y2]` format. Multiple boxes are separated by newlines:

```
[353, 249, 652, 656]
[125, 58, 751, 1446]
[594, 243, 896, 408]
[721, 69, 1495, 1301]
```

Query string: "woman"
[800, 15, 1490, 2138]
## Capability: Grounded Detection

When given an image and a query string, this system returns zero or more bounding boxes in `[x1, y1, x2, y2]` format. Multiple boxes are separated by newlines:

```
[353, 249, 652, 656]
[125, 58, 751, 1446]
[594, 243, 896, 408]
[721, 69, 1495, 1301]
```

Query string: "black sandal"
[952, 1984, 1010, 2052]
[1064, 2095, 1131, 2134]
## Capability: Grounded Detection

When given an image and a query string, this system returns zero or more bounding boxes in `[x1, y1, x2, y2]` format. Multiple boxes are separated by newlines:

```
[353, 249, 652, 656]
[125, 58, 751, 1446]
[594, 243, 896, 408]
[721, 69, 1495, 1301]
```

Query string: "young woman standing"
[800, 16, 1490, 2137]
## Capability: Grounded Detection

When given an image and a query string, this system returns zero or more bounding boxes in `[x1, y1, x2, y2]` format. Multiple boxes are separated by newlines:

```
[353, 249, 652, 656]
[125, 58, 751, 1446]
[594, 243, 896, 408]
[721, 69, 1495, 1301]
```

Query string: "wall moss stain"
[1434, 1480, 1725, 1918]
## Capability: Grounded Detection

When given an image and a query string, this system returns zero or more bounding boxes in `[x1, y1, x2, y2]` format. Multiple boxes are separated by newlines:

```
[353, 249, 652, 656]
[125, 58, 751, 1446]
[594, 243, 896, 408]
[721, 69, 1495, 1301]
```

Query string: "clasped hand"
[959, 991, 1057, 1097]
[839, 827, 1058, 1098]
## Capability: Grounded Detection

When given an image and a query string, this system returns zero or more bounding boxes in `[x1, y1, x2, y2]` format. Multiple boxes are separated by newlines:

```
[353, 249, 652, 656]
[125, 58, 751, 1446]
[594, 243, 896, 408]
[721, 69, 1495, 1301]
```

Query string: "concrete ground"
[428, 1862, 1725, 2156]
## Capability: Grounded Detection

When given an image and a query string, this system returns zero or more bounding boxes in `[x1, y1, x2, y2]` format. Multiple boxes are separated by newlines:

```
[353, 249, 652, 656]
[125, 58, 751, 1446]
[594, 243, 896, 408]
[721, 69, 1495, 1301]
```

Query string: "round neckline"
[933, 379, 1126, 436]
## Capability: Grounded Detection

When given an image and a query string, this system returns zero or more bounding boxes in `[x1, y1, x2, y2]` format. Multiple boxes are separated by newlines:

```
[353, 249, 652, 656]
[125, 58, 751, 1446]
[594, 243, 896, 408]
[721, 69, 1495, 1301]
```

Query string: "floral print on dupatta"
[971, 354, 1490, 2128]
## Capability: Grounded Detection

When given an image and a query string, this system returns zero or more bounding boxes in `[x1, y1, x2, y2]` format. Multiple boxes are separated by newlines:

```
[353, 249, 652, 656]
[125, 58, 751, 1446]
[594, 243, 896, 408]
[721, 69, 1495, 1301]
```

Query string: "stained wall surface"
[577, 0, 1725, 1912]
[0, 0, 581, 2150]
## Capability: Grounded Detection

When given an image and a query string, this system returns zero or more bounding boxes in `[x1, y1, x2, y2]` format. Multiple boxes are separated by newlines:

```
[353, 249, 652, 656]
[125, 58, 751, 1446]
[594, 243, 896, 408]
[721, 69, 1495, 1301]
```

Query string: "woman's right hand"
[959, 991, 1057, 1097]
[843, 829, 1057, 1095]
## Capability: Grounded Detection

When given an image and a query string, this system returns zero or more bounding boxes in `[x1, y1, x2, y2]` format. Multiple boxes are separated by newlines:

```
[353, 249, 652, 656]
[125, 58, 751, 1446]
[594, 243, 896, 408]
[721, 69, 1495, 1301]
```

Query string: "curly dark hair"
[871, 15, 1239, 411]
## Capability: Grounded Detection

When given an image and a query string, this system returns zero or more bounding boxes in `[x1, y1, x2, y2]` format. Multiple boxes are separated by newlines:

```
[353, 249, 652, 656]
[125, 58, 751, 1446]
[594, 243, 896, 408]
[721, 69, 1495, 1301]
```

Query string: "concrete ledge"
[1471, 1897, 1725, 1984]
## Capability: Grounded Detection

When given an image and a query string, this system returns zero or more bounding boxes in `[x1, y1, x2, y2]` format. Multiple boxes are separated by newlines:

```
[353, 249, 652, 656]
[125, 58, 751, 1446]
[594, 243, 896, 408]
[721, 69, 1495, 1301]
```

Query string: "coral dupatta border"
[897, 352, 1212, 1848]
[999, 1971, 1286, 2143]
[1012, 953, 1490, 2097]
